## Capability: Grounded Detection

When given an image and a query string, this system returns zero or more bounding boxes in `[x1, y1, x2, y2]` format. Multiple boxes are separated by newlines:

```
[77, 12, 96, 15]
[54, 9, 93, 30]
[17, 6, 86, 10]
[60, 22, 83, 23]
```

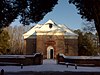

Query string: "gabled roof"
[23, 20, 78, 39]
[23, 24, 42, 39]
[38, 20, 60, 32]
[58, 24, 77, 36]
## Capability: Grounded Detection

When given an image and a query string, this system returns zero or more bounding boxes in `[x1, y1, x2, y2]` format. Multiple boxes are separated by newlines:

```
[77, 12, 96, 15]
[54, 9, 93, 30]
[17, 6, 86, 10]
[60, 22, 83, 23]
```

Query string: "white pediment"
[23, 20, 78, 39]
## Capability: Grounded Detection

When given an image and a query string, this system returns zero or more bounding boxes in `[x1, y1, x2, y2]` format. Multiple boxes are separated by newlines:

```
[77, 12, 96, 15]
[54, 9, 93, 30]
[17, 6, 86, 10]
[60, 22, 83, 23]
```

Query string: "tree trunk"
[92, 0, 100, 44]
[94, 20, 100, 44]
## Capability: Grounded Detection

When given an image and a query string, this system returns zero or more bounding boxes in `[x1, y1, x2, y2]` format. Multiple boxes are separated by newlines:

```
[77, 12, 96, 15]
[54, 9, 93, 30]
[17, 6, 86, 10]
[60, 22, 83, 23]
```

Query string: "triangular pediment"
[23, 19, 78, 39]
[44, 19, 56, 25]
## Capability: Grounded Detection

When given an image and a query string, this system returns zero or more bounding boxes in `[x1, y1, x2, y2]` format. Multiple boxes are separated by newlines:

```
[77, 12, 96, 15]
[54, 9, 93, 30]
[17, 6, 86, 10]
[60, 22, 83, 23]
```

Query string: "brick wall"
[24, 38, 36, 54]
[64, 39, 78, 56]
[36, 35, 78, 58]
[24, 35, 78, 58]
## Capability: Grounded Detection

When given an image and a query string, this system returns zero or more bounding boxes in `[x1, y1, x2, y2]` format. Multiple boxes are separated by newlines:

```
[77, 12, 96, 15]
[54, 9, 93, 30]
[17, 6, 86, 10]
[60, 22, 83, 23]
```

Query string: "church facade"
[23, 20, 78, 59]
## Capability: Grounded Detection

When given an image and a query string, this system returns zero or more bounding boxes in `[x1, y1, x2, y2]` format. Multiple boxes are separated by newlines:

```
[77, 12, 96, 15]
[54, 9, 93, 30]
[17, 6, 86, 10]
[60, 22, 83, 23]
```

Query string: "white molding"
[47, 46, 54, 59]
[23, 20, 78, 39]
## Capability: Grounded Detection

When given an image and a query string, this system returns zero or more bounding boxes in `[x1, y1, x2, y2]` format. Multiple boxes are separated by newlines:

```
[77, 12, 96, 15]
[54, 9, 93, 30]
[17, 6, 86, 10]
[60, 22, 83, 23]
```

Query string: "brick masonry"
[24, 35, 78, 59]
[24, 38, 36, 54]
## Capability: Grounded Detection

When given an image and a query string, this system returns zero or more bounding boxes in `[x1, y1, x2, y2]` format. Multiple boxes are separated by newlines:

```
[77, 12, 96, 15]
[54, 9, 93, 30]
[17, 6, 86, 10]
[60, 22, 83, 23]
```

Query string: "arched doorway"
[47, 46, 54, 59]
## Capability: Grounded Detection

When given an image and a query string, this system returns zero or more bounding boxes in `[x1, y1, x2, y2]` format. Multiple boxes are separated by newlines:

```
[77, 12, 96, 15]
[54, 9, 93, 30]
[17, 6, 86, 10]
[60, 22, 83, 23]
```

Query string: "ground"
[1, 59, 100, 75]
[0, 59, 100, 75]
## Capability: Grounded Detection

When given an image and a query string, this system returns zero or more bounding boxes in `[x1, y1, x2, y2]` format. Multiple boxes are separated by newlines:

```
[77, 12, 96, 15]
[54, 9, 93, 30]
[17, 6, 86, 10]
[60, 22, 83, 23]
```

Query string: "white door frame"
[47, 46, 54, 59]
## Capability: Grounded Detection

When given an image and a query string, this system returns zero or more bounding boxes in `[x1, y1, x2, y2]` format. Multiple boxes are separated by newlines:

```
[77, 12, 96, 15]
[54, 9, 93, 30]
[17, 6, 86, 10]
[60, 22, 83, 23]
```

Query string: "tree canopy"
[74, 29, 98, 56]
[69, 0, 100, 42]
[0, 0, 58, 28]
[0, 0, 100, 42]
[0, 29, 10, 54]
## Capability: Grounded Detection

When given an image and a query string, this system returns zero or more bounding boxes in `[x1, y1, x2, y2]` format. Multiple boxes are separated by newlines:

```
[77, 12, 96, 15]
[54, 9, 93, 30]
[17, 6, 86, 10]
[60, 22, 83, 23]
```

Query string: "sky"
[11, 0, 84, 30]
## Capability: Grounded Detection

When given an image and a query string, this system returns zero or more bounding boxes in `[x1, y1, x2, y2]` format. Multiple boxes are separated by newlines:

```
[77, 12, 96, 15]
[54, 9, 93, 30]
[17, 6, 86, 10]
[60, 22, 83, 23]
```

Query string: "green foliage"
[0, 29, 10, 54]
[0, 0, 58, 28]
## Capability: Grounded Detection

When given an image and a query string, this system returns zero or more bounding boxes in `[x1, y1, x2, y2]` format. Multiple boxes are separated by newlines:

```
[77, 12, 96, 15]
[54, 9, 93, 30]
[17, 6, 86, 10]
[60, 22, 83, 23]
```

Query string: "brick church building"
[23, 20, 78, 59]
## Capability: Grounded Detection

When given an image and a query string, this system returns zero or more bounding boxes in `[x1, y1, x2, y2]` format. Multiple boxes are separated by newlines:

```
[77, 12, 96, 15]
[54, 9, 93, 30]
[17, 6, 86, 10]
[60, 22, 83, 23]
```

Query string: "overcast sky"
[11, 0, 84, 30]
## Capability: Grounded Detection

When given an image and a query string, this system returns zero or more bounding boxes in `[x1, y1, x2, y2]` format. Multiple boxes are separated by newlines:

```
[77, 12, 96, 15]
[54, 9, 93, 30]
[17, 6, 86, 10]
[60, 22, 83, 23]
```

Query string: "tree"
[0, 0, 58, 28]
[74, 29, 97, 56]
[82, 21, 96, 33]
[94, 32, 100, 53]
[0, 29, 10, 54]
[83, 32, 97, 55]
[69, 0, 100, 43]
[74, 29, 85, 55]
[7, 25, 31, 54]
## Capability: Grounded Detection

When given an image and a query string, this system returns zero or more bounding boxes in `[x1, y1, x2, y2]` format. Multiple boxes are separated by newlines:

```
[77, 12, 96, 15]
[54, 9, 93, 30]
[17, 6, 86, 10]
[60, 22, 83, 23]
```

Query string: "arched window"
[49, 23, 53, 28]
